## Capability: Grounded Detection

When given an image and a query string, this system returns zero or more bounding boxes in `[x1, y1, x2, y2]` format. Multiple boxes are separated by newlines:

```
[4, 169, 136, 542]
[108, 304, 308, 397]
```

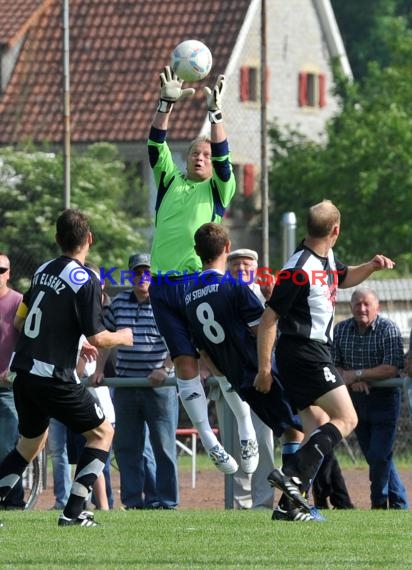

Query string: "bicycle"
[22, 449, 47, 510]
[3, 373, 46, 510]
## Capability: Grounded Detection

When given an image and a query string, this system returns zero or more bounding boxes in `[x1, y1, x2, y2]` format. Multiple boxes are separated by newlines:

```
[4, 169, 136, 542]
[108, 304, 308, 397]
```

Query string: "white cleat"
[240, 439, 259, 474]
[208, 444, 238, 474]
[58, 510, 99, 527]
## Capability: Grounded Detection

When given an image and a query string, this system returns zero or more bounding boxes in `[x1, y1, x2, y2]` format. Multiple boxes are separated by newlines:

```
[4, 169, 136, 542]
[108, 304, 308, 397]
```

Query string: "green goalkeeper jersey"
[148, 127, 236, 275]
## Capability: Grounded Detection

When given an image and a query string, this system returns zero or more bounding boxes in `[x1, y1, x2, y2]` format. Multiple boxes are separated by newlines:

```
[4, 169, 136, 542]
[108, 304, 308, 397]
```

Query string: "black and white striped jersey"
[267, 243, 347, 345]
[11, 256, 105, 383]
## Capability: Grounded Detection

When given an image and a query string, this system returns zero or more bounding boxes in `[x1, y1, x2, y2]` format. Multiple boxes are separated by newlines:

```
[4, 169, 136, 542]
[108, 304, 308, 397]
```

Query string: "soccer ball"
[170, 40, 212, 82]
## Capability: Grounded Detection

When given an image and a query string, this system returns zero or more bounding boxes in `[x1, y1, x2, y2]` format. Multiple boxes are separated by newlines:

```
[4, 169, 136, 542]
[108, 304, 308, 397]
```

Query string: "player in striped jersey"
[255, 200, 396, 512]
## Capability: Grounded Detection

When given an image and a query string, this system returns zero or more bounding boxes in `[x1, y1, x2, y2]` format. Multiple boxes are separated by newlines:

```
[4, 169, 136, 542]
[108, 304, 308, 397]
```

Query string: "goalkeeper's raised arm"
[151, 67, 227, 144]
[146, 66, 238, 476]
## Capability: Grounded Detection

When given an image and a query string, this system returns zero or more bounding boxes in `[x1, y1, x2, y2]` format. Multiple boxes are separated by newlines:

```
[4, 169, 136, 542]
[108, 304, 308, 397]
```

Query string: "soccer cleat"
[208, 444, 238, 474]
[267, 468, 310, 512]
[58, 510, 99, 527]
[271, 506, 325, 522]
[240, 439, 259, 474]
[309, 506, 327, 521]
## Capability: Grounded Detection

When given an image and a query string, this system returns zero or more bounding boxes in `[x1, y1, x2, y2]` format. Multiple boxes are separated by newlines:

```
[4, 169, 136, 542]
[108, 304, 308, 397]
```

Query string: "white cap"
[227, 248, 258, 262]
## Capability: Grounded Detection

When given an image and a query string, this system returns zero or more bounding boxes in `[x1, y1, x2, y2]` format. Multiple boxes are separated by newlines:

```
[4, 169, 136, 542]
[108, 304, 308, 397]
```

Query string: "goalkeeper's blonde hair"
[187, 135, 211, 155]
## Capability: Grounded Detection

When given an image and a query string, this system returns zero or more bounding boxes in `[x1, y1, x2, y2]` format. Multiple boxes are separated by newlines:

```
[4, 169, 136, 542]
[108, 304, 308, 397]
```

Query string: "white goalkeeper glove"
[203, 75, 224, 123]
[157, 66, 195, 113]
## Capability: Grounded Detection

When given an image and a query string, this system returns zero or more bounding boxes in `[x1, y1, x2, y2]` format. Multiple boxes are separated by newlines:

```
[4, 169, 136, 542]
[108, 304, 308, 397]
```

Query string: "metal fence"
[97, 375, 412, 508]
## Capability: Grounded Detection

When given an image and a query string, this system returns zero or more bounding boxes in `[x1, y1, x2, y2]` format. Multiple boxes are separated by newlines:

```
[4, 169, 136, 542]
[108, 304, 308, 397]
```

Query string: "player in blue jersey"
[184, 225, 301, 437]
[184, 222, 329, 521]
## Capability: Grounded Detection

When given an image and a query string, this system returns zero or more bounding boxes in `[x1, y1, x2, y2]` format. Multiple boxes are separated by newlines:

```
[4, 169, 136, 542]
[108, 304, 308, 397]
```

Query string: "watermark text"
[67, 266, 344, 287]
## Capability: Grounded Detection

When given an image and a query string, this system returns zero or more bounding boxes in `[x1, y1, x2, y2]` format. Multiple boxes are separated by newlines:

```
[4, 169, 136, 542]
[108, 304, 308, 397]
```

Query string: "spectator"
[208, 248, 274, 509]
[254, 200, 396, 515]
[47, 419, 71, 510]
[147, 67, 238, 474]
[96, 284, 118, 507]
[95, 280, 158, 509]
[50, 263, 114, 512]
[105, 253, 179, 510]
[332, 287, 408, 509]
[71, 336, 115, 511]
[406, 330, 412, 416]
[83, 261, 116, 509]
[311, 451, 354, 510]
[0, 209, 133, 527]
[0, 253, 25, 510]
[139, 426, 159, 508]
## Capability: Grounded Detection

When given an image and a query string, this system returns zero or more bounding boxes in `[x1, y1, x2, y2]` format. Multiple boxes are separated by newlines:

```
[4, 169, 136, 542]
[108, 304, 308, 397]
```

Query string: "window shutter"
[240, 66, 250, 102]
[298, 72, 308, 107]
[243, 164, 255, 197]
[265, 66, 270, 103]
[319, 73, 326, 107]
[224, 207, 233, 219]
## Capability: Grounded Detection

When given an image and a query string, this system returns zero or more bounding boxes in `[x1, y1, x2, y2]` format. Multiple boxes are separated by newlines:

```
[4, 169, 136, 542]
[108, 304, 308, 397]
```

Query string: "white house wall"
[144, 0, 348, 245]
[224, 0, 342, 168]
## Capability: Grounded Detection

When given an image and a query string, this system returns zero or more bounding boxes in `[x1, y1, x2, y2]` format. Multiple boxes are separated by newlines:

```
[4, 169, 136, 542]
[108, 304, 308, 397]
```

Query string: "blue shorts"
[149, 278, 199, 360]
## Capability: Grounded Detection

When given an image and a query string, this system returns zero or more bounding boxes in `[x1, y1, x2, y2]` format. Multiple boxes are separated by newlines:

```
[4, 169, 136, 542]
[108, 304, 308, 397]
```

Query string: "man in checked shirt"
[332, 287, 408, 510]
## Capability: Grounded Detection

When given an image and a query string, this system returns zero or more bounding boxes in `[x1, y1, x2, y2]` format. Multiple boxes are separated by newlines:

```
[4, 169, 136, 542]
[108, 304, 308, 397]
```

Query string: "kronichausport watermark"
[68, 266, 344, 287]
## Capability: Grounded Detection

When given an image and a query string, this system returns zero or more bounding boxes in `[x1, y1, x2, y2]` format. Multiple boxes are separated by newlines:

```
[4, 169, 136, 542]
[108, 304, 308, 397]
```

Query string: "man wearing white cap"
[208, 248, 275, 509]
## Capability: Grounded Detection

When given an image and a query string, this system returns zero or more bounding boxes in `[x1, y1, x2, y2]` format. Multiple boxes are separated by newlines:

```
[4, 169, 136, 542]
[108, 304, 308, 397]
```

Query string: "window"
[298, 71, 326, 108]
[240, 66, 269, 103]
[232, 163, 256, 196]
[225, 163, 257, 221]
[243, 164, 255, 197]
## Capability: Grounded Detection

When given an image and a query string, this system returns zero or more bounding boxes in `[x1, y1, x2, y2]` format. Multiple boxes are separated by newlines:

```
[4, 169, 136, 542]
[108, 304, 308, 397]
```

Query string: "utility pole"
[260, 0, 269, 266]
[62, 0, 71, 209]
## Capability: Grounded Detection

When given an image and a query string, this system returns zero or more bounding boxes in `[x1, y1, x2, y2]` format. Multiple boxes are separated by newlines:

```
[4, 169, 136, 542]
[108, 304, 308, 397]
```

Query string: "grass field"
[1, 508, 411, 569]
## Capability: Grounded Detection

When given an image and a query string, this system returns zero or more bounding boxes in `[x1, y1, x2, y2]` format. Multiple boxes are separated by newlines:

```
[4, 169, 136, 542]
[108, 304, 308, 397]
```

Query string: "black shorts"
[13, 370, 105, 438]
[275, 335, 344, 411]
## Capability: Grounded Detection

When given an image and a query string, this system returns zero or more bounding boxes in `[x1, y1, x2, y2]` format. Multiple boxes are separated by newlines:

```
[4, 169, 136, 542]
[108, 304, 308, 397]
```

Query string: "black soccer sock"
[0, 449, 29, 502]
[63, 447, 108, 519]
[278, 441, 300, 511]
[284, 423, 342, 491]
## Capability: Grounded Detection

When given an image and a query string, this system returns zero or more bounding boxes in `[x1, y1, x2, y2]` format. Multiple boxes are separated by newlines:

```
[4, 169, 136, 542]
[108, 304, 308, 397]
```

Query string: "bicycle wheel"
[23, 456, 42, 510]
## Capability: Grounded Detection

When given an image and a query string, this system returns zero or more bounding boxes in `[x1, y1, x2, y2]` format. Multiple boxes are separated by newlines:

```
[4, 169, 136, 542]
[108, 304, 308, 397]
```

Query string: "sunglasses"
[0, 267, 9, 274]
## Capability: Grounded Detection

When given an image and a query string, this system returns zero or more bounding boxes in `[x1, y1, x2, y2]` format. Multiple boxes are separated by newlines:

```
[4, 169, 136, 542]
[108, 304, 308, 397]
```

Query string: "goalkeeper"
[147, 66, 240, 474]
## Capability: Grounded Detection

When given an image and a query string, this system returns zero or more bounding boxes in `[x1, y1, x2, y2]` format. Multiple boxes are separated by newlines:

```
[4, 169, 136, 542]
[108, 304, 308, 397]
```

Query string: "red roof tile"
[0, 0, 50, 47]
[0, 0, 252, 144]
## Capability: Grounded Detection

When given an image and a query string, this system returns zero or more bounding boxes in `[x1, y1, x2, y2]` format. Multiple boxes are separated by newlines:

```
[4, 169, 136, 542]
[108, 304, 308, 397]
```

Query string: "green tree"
[0, 143, 148, 289]
[331, 0, 412, 79]
[268, 22, 412, 274]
